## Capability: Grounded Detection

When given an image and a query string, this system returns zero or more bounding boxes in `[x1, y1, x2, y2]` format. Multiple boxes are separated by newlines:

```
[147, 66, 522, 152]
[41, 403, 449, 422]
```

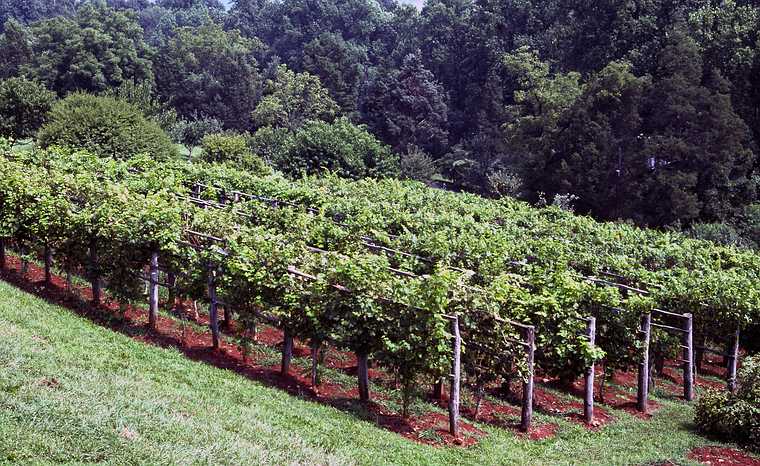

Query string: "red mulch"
[687, 447, 760, 466]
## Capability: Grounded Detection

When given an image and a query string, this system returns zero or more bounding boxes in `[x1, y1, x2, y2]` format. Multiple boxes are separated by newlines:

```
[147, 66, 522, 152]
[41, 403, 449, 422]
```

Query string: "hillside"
[2, 274, 759, 465]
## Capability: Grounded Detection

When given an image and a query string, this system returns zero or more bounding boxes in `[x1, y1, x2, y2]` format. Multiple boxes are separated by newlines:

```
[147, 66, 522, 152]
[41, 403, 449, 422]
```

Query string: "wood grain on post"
[357, 352, 370, 402]
[281, 330, 293, 375]
[449, 316, 461, 437]
[90, 240, 101, 306]
[520, 325, 535, 433]
[585, 317, 596, 424]
[637, 313, 651, 412]
[683, 313, 694, 401]
[207, 266, 220, 349]
[728, 326, 740, 393]
[148, 252, 159, 330]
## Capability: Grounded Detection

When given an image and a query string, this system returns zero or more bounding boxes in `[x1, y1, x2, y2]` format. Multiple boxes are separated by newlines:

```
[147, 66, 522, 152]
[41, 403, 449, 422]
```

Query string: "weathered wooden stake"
[520, 325, 535, 433]
[44, 245, 53, 285]
[311, 342, 320, 389]
[433, 378, 443, 400]
[148, 252, 159, 330]
[223, 306, 232, 331]
[0, 238, 5, 271]
[727, 326, 740, 393]
[584, 317, 596, 424]
[207, 266, 219, 349]
[357, 352, 370, 401]
[449, 316, 461, 437]
[637, 313, 651, 412]
[166, 272, 176, 311]
[683, 313, 694, 401]
[89, 240, 101, 306]
[281, 330, 293, 375]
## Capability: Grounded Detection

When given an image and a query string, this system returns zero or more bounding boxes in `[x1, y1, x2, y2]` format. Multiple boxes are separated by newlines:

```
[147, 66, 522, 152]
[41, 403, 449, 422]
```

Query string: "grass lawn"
[0, 278, 755, 465]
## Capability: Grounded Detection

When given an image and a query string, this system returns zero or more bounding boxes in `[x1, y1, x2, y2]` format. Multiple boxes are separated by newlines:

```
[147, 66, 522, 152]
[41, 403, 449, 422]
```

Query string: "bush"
[200, 133, 269, 176]
[0, 77, 56, 144]
[686, 222, 751, 248]
[38, 93, 178, 161]
[399, 146, 437, 184]
[695, 355, 760, 451]
[278, 117, 399, 180]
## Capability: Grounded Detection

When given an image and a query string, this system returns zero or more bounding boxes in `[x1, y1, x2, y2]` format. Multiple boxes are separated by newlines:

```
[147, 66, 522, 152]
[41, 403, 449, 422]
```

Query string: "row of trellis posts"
[0, 183, 745, 437]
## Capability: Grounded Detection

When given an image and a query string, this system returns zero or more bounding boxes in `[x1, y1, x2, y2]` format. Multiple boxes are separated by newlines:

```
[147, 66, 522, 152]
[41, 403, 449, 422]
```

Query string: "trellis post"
[281, 330, 293, 375]
[148, 252, 159, 330]
[637, 313, 651, 412]
[0, 238, 5, 271]
[683, 313, 694, 401]
[449, 315, 461, 437]
[520, 325, 535, 433]
[90, 239, 101, 306]
[584, 317, 596, 424]
[44, 245, 53, 285]
[357, 352, 370, 401]
[727, 325, 740, 393]
[207, 264, 220, 349]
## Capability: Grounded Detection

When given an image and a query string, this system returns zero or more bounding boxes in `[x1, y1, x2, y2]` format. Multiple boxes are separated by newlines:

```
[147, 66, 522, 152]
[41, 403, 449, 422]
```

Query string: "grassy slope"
[0, 279, 752, 466]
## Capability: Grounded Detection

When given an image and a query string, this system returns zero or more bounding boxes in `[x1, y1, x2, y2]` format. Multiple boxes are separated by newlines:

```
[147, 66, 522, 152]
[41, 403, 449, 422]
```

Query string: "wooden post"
[166, 272, 176, 311]
[433, 378, 443, 400]
[520, 325, 535, 433]
[683, 313, 694, 401]
[727, 326, 740, 393]
[89, 240, 101, 306]
[584, 317, 596, 424]
[449, 316, 461, 437]
[0, 238, 5, 271]
[44, 245, 53, 285]
[223, 306, 232, 331]
[148, 252, 159, 330]
[207, 266, 219, 349]
[281, 330, 293, 375]
[357, 352, 370, 401]
[637, 313, 651, 412]
[311, 342, 320, 390]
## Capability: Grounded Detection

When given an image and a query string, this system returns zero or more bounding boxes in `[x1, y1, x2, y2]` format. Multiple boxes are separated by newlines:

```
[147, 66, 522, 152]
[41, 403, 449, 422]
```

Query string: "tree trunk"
[281, 330, 293, 375]
[310, 341, 320, 391]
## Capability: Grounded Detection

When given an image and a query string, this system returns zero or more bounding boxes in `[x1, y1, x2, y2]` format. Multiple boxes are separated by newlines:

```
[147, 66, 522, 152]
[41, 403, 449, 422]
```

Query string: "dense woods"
[1, 0, 759, 239]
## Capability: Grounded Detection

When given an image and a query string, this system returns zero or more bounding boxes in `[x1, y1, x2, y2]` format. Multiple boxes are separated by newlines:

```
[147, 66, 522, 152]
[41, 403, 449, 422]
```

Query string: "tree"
[38, 93, 179, 161]
[639, 32, 757, 225]
[252, 65, 339, 132]
[200, 132, 269, 174]
[301, 32, 367, 115]
[276, 117, 399, 179]
[0, 77, 55, 144]
[0, 19, 31, 79]
[0, 0, 77, 31]
[170, 115, 223, 159]
[361, 53, 449, 157]
[24, 3, 154, 95]
[154, 21, 263, 130]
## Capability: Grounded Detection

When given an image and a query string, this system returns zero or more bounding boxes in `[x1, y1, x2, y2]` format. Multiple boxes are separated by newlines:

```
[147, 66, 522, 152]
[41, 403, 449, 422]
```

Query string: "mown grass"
[0, 279, 755, 465]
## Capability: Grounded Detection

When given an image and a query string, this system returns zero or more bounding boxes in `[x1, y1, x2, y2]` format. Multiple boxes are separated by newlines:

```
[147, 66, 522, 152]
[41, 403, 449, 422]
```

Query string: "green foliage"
[170, 115, 222, 159]
[252, 65, 339, 132]
[277, 117, 399, 180]
[686, 223, 750, 248]
[200, 132, 269, 175]
[0, 18, 31, 79]
[24, 3, 154, 95]
[361, 54, 449, 157]
[154, 21, 262, 130]
[695, 355, 760, 452]
[102, 80, 178, 130]
[399, 146, 438, 184]
[0, 76, 55, 143]
[38, 93, 178, 161]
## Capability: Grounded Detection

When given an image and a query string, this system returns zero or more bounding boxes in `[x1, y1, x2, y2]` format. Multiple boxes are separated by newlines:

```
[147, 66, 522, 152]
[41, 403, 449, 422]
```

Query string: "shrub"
[686, 222, 750, 248]
[170, 115, 223, 160]
[38, 93, 178, 161]
[0, 77, 56, 144]
[279, 117, 399, 180]
[399, 146, 437, 184]
[200, 133, 269, 176]
[695, 355, 760, 451]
